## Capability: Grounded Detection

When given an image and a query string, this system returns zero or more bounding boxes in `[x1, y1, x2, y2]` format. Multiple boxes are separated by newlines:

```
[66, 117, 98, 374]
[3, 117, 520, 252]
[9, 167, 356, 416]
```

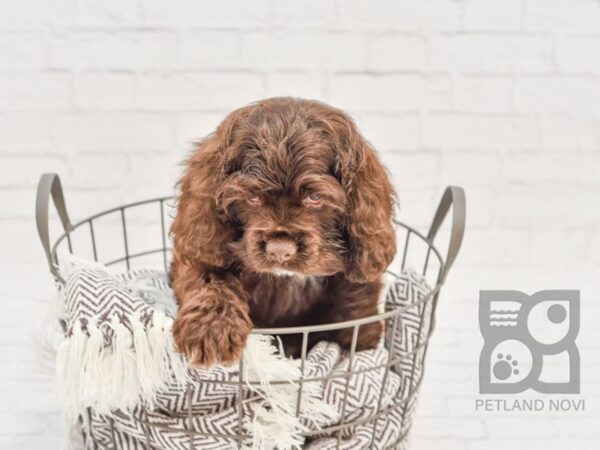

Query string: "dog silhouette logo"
[479, 290, 580, 394]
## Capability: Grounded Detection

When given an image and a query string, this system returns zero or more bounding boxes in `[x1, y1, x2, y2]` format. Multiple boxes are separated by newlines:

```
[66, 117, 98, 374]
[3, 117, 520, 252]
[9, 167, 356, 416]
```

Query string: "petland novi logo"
[475, 290, 584, 413]
[479, 290, 580, 394]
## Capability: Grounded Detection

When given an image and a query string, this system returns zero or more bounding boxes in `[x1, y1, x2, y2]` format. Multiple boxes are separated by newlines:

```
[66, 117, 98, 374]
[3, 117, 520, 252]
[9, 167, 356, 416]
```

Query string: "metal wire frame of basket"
[36, 173, 465, 450]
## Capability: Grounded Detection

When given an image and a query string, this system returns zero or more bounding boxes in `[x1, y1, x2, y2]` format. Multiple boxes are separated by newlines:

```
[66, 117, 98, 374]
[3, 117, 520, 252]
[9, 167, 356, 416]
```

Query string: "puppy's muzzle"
[265, 238, 297, 263]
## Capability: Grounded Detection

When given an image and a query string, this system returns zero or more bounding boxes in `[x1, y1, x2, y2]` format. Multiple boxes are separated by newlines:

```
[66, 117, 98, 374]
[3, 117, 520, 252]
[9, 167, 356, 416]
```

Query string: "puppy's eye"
[248, 195, 261, 206]
[303, 193, 323, 207]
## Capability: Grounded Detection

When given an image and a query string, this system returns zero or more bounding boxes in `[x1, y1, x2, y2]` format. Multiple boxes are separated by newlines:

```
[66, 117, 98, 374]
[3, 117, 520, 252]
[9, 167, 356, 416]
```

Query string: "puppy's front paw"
[173, 289, 252, 367]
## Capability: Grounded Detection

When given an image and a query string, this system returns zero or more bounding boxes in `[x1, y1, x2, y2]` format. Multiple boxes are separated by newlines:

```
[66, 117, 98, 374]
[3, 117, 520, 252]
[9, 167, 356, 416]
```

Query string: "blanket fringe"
[56, 305, 188, 419]
[242, 335, 337, 450]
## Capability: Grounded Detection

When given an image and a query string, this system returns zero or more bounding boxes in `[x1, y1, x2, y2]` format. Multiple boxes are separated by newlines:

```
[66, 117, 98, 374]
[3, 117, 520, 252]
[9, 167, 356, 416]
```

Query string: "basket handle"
[427, 186, 466, 283]
[36, 173, 72, 281]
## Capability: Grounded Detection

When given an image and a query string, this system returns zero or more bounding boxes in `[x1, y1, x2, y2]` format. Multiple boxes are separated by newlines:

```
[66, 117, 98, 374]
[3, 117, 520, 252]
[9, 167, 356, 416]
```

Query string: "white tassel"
[131, 314, 162, 404]
[56, 324, 87, 421]
[79, 322, 104, 407]
[147, 316, 174, 382]
[107, 315, 140, 413]
[148, 313, 188, 386]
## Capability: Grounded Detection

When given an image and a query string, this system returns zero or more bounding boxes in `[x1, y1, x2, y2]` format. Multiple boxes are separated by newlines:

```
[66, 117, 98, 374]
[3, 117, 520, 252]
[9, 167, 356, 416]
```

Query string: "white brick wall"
[1, 1, 599, 449]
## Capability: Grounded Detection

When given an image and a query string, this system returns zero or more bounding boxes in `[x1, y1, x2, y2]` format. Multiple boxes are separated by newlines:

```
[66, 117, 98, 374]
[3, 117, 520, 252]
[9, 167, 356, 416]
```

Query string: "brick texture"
[1, 1, 599, 449]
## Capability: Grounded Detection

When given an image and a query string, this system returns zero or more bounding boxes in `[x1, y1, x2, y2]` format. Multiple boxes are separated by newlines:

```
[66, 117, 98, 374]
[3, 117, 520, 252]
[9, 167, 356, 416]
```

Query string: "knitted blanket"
[55, 254, 432, 450]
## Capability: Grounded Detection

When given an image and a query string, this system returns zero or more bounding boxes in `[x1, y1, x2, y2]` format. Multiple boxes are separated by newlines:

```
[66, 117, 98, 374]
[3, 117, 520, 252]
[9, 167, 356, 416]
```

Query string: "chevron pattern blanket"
[55, 256, 432, 450]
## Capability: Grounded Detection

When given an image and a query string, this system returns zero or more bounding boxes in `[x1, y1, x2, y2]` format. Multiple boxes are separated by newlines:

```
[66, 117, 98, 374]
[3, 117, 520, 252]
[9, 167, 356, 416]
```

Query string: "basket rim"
[48, 195, 447, 335]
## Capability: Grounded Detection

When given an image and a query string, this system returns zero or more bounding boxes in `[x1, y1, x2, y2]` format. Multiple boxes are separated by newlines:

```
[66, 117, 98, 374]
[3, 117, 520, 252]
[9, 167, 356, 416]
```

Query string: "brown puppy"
[170, 97, 396, 366]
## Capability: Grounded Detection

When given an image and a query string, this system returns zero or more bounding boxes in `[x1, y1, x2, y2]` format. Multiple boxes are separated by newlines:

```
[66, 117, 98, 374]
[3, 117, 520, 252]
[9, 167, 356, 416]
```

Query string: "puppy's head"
[172, 97, 396, 283]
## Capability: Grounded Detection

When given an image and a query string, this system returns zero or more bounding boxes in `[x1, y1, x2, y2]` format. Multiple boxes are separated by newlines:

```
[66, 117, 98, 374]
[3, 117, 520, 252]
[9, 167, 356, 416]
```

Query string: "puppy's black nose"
[265, 239, 297, 263]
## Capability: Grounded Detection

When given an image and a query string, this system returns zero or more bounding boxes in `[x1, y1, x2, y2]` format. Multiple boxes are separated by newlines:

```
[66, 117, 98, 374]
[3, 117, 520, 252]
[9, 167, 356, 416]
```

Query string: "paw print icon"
[479, 290, 580, 394]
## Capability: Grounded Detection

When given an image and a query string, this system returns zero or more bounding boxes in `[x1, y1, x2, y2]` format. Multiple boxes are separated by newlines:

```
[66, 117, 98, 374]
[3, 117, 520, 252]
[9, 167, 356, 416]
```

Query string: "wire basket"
[36, 173, 465, 449]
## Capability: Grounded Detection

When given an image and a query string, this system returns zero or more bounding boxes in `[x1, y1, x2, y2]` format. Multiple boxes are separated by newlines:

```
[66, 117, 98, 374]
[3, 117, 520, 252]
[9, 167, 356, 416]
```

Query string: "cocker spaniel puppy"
[170, 97, 396, 366]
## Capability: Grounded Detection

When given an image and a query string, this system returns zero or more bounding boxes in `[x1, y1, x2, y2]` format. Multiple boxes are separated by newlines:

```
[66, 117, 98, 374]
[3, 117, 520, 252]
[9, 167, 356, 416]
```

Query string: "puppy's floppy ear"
[333, 115, 396, 283]
[171, 110, 245, 269]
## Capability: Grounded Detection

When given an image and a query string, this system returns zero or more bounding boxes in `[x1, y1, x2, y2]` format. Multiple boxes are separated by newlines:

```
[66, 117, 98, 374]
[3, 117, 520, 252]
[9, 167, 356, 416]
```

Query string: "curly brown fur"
[170, 97, 396, 366]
